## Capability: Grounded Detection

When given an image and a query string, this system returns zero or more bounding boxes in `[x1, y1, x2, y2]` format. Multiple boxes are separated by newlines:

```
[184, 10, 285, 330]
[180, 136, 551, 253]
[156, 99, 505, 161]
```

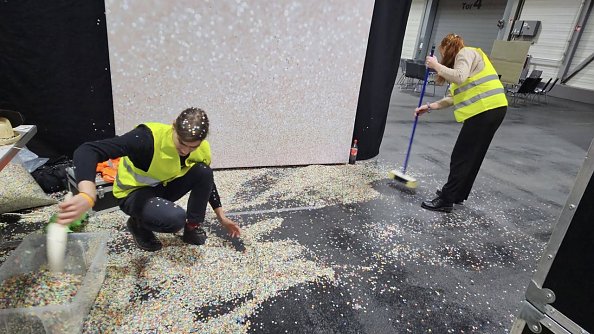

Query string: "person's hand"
[219, 215, 241, 238]
[56, 194, 92, 225]
[414, 103, 432, 117]
[425, 55, 439, 70]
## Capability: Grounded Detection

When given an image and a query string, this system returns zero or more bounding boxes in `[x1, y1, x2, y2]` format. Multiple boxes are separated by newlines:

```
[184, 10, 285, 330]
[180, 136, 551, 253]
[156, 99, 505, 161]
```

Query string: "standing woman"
[415, 33, 508, 212]
[56, 107, 241, 251]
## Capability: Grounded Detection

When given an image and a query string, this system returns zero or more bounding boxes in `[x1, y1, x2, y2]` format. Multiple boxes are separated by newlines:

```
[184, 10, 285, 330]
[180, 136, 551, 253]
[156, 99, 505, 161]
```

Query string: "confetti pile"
[0, 162, 57, 214]
[0, 270, 82, 309]
[200, 163, 384, 212]
[82, 217, 334, 333]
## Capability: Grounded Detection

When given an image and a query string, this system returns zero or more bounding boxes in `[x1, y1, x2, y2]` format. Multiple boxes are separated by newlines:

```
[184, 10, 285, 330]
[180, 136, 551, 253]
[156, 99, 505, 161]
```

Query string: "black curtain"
[353, 0, 412, 160]
[0, 0, 114, 159]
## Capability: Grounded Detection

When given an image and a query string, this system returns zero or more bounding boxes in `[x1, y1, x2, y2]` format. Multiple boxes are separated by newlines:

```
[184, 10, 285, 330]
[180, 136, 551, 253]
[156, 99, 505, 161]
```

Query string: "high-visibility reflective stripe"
[454, 88, 506, 108]
[114, 175, 134, 191]
[116, 158, 161, 189]
[453, 74, 501, 95]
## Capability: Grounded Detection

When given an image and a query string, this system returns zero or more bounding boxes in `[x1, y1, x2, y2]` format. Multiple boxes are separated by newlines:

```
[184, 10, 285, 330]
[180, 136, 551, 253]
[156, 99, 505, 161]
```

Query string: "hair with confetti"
[174, 107, 209, 142]
[436, 33, 465, 85]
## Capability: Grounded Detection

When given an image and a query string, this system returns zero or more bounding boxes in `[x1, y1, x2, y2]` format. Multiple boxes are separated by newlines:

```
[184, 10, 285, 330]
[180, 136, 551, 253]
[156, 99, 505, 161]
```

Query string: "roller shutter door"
[429, 0, 507, 55]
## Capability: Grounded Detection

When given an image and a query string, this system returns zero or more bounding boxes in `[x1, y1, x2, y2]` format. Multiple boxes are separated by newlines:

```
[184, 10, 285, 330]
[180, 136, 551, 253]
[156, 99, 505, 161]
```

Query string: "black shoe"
[182, 223, 207, 245]
[436, 189, 464, 205]
[126, 217, 162, 252]
[421, 196, 454, 213]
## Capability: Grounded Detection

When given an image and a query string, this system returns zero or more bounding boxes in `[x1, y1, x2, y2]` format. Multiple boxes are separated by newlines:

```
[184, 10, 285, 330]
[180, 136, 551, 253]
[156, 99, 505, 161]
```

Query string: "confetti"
[0, 270, 82, 309]
[0, 161, 568, 333]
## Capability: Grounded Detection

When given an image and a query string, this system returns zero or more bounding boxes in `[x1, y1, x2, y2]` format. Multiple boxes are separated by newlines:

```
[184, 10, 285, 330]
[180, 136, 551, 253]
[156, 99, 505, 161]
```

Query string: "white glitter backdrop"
[105, 0, 375, 168]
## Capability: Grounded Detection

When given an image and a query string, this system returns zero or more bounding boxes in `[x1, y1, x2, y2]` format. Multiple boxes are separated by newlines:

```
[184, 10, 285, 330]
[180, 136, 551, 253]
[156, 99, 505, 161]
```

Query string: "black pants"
[118, 163, 214, 233]
[440, 106, 506, 203]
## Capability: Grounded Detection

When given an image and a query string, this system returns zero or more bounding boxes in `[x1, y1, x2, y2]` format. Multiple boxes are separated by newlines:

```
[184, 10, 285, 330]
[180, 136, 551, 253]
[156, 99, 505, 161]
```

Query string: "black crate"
[66, 167, 119, 213]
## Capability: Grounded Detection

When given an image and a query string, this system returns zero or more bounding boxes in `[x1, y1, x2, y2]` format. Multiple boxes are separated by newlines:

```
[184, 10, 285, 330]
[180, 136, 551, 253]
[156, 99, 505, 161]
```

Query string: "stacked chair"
[506, 67, 562, 106]
[506, 77, 542, 106]
[533, 78, 558, 104]
[398, 59, 435, 96]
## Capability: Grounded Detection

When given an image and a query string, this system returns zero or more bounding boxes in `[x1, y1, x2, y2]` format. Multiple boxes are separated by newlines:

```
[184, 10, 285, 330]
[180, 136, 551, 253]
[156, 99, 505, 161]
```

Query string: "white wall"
[567, 6, 594, 90]
[105, 0, 375, 169]
[518, 0, 582, 82]
[402, 0, 426, 59]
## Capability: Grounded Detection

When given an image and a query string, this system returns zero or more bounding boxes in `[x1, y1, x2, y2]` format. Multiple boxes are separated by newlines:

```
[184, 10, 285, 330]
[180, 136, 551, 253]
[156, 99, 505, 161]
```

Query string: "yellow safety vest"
[113, 122, 211, 199]
[449, 47, 508, 122]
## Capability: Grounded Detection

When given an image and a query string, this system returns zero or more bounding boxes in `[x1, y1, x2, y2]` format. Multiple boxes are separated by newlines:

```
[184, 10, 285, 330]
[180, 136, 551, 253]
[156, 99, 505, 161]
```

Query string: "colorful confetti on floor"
[0, 161, 565, 333]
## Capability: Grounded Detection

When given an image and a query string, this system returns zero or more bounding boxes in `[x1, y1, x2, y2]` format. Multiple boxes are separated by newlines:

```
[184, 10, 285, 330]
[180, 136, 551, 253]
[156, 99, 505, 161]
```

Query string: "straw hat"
[0, 109, 24, 146]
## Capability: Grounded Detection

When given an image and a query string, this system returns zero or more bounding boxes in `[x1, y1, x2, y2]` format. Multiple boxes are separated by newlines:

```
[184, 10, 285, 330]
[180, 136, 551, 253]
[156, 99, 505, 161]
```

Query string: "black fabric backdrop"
[353, 0, 412, 160]
[0, 0, 114, 159]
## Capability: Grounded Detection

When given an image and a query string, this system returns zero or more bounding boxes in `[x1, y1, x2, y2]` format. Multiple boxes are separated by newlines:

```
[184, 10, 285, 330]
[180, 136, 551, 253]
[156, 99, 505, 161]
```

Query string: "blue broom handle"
[402, 115, 418, 174]
[402, 46, 435, 174]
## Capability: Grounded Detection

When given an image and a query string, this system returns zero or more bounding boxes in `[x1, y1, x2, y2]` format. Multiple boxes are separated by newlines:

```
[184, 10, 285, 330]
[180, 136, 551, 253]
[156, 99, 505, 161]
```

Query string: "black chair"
[400, 60, 419, 90]
[523, 77, 542, 103]
[518, 66, 529, 83]
[507, 77, 542, 106]
[525, 77, 542, 103]
[518, 68, 541, 84]
[535, 78, 558, 104]
[402, 60, 426, 91]
[532, 78, 551, 103]
[408, 62, 431, 95]
[396, 58, 409, 87]
[528, 69, 542, 79]
[535, 77, 552, 91]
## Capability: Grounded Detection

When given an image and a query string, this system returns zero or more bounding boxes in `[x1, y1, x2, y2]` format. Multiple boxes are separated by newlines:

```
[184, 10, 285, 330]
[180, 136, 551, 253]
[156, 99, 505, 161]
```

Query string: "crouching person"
[56, 107, 240, 251]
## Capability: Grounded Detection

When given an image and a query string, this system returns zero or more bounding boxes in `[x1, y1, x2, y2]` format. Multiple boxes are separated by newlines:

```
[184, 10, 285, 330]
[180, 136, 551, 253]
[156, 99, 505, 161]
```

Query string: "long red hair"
[436, 34, 465, 85]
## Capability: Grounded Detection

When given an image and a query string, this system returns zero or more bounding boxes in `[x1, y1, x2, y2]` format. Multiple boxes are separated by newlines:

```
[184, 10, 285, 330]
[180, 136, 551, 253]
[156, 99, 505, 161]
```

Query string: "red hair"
[436, 34, 465, 85]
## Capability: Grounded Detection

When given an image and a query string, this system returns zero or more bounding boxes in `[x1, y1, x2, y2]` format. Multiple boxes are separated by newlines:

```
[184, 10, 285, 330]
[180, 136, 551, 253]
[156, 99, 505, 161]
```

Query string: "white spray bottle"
[47, 192, 72, 272]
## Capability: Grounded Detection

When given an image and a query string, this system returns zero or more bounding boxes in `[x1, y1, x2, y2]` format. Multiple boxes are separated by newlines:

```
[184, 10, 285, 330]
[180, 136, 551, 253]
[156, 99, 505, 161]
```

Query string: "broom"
[389, 46, 435, 189]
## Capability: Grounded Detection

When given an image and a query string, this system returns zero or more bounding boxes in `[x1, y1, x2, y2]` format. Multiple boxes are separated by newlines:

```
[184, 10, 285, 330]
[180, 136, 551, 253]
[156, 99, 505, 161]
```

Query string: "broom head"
[388, 169, 418, 189]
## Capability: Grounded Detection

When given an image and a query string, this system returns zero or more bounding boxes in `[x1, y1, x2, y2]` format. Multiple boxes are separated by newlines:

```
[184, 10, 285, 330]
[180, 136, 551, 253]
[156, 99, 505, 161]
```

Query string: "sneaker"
[126, 217, 162, 252]
[182, 223, 207, 245]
